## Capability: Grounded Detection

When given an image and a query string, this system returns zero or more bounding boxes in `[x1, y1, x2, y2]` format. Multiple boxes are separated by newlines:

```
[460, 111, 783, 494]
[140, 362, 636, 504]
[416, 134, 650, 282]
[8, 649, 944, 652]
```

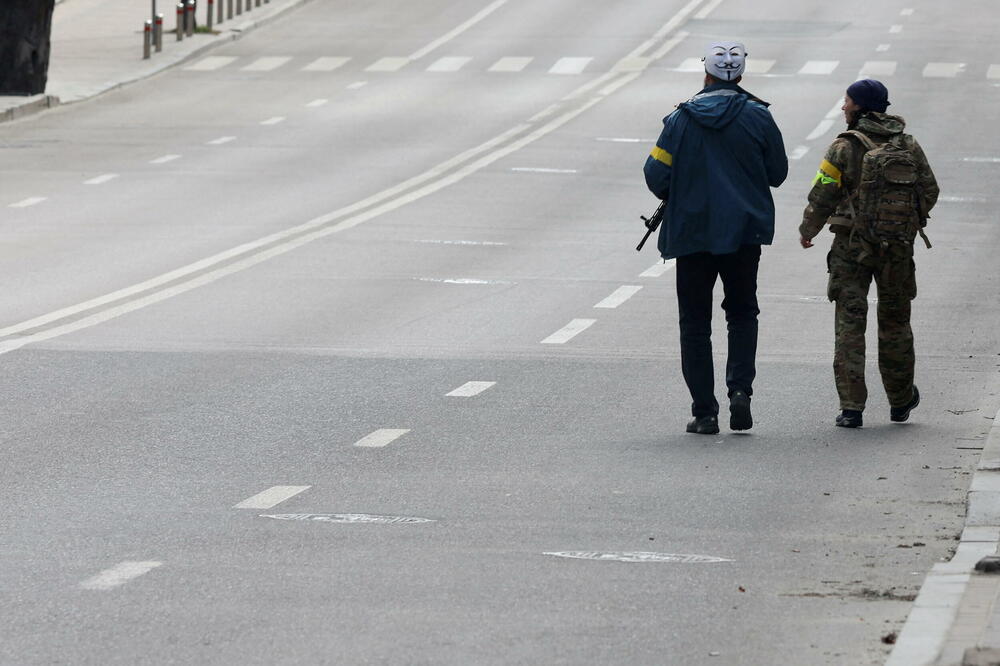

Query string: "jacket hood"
[854, 112, 906, 137]
[678, 83, 751, 130]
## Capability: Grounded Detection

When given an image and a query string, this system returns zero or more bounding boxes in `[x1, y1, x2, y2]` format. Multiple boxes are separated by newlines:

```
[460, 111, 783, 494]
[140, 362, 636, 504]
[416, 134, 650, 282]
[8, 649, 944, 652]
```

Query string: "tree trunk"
[0, 0, 56, 95]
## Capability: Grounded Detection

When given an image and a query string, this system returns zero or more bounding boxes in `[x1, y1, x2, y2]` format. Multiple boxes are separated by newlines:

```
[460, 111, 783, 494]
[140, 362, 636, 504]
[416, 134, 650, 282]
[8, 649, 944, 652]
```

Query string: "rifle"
[635, 200, 665, 252]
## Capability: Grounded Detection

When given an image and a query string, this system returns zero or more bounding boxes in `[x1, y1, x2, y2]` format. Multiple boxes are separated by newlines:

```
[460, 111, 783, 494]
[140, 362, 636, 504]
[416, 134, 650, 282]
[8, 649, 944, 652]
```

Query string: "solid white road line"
[746, 59, 775, 74]
[446, 381, 497, 397]
[234, 485, 311, 509]
[640, 260, 676, 278]
[354, 429, 410, 448]
[206, 136, 236, 145]
[408, 0, 508, 60]
[510, 167, 577, 174]
[594, 285, 642, 309]
[694, 0, 724, 19]
[541, 319, 596, 344]
[427, 56, 472, 72]
[366, 57, 409, 72]
[80, 561, 162, 590]
[923, 63, 965, 78]
[489, 57, 533, 72]
[789, 145, 810, 160]
[9, 197, 47, 208]
[242, 56, 292, 72]
[549, 57, 593, 75]
[185, 56, 237, 71]
[963, 157, 1000, 163]
[84, 173, 119, 185]
[260, 116, 286, 125]
[150, 154, 181, 164]
[799, 60, 839, 75]
[302, 57, 350, 72]
[860, 61, 897, 76]
[306, 99, 328, 108]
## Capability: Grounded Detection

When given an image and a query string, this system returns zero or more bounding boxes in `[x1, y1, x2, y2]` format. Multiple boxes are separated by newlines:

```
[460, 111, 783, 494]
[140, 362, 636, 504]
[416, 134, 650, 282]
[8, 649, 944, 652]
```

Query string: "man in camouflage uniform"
[799, 79, 938, 428]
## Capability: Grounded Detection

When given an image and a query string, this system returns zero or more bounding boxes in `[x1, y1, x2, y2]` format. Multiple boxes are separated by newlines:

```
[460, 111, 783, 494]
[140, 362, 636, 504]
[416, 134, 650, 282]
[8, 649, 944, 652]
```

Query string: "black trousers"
[675, 244, 761, 418]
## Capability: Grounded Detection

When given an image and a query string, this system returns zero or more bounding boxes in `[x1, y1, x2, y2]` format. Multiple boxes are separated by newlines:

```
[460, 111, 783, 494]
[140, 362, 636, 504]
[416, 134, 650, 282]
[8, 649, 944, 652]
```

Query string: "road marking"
[366, 57, 409, 72]
[262, 513, 435, 524]
[9, 197, 47, 208]
[594, 285, 642, 309]
[414, 239, 507, 246]
[889, 24, 903, 34]
[544, 551, 733, 563]
[938, 196, 988, 203]
[80, 561, 162, 590]
[185, 56, 237, 71]
[510, 167, 577, 174]
[876, 44, 891, 52]
[640, 260, 675, 278]
[799, 60, 839, 75]
[596, 137, 646, 143]
[549, 57, 593, 75]
[408, 0, 508, 60]
[676, 57, 704, 72]
[694, 0, 724, 19]
[789, 145, 810, 160]
[260, 116, 286, 125]
[347, 81, 367, 89]
[923, 62, 965, 78]
[859, 60, 897, 76]
[0, 9, 694, 355]
[206, 136, 236, 145]
[242, 56, 292, 71]
[427, 56, 472, 72]
[150, 154, 181, 164]
[900, 7, 914, 15]
[84, 173, 119, 185]
[234, 485, 311, 509]
[806, 119, 835, 140]
[746, 59, 775, 74]
[306, 98, 328, 108]
[989, 65, 1000, 80]
[354, 429, 410, 448]
[446, 381, 496, 397]
[541, 318, 596, 344]
[489, 56, 533, 72]
[414, 277, 513, 285]
[962, 157, 1000, 163]
[302, 56, 350, 72]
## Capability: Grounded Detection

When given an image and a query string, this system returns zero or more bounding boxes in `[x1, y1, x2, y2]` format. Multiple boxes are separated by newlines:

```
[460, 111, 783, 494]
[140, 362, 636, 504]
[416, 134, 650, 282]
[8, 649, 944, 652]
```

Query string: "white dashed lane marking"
[80, 561, 162, 590]
[510, 167, 577, 174]
[859, 61, 897, 76]
[989, 65, 1000, 80]
[234, 485, 311, 509]
[489, 57, 533, 72]
[260, 116, 286, 126]
[302, 57, 350, 71]
[427, 56, 472, 72]
[746, 59, 775, 74]
[185, 56, 237, 71]
[594, 285, 642, 309]
[549, 57, 592, 75]
[541, 318, 596, 344]
[446, 381, 497, 397]
[306, 99, 328, 108]
[889, 24, 903, 34]
[799, 60, 839, 75]
[9, 197, 47, 208]
[790, 145, 810, 160]
[676, 57, 703, 72]
[206, 136, 237, 145]
[923, 63, 965, 78]
[640, 260, 676, 278]
[366, 57, 409, 72]
[347, 81, 367, 89]
[877, 44, 891, 52]
[242, 56, 293, 71]
[150, 154, 181, 164]
[84, 173, 119, 185]
[354, 429, 410, 448]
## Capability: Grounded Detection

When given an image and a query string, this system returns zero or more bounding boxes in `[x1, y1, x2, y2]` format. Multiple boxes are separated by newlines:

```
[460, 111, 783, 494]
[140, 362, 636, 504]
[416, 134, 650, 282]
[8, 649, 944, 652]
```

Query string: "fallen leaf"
[882, 632, 897, 645]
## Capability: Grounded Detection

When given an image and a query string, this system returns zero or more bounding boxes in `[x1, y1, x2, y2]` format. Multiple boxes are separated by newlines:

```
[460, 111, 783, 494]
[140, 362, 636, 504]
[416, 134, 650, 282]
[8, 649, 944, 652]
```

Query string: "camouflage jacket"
[799, 113, 939, 240]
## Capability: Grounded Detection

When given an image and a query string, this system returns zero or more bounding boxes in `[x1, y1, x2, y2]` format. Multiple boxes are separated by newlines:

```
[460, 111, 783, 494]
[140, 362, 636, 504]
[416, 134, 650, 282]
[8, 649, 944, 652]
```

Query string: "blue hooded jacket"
[643, 82, 787, 259]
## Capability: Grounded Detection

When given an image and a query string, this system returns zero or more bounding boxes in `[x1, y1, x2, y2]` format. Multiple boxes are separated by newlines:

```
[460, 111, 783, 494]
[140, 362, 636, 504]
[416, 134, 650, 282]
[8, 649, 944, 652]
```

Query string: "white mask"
[703, 41, 747, 81]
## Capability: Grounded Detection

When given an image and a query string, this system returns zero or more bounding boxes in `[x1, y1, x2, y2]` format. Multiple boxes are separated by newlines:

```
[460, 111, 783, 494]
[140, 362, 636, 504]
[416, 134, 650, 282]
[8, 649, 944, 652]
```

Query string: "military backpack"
[839, 129, 931, 249]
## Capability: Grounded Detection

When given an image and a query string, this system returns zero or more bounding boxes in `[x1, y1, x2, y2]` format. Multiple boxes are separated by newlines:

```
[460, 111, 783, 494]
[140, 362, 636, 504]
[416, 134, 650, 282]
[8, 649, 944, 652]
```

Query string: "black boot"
[729, 390, 753, 431]
[890, 385, 920, 422]
[686, 415, 719, 435]
[835, 409, 863, 428]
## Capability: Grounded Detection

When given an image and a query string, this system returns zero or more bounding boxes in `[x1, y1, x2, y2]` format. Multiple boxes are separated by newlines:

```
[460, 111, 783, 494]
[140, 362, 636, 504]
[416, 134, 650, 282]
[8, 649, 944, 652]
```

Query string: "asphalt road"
[2, 0, 999, 664]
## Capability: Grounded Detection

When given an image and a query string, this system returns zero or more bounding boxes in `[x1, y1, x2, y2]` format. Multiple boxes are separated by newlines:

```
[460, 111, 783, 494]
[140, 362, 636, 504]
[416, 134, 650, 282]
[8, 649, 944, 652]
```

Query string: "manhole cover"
[261, 513, 435, 524]
[544, 551, 733, 563]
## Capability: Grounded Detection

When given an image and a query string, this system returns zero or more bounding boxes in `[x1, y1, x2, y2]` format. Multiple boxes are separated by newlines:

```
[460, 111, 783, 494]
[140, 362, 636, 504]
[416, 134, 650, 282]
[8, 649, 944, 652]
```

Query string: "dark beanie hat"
[846, 79, 890, 113]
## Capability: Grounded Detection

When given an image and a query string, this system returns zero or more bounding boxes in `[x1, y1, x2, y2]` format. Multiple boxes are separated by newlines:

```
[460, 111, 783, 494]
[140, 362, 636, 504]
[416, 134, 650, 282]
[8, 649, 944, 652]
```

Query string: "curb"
[0, 0, 313, 124]
[887, 405, 1000, 666]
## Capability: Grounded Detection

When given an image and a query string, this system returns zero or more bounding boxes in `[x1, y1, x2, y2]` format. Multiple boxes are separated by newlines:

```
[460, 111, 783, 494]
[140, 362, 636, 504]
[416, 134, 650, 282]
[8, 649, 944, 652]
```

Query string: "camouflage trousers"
[826, 233, 917, 411]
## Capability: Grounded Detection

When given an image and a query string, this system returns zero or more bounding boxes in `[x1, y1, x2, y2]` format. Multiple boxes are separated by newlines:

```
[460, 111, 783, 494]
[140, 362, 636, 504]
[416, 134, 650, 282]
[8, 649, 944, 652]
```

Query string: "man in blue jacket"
[644, 41, 787, 435]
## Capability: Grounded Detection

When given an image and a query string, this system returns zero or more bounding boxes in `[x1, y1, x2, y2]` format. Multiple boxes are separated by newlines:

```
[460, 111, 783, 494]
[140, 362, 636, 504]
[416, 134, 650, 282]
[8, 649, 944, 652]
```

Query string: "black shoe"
[835, 410, 863, 428]
[686, 415, 720, 435]
[890, 385, 920, 422]
[729, 390, 753, 431]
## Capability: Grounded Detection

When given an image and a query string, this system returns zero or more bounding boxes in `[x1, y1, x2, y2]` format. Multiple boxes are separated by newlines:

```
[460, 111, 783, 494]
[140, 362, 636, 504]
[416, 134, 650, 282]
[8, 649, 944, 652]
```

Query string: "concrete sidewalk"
[0, 0, 312, 123]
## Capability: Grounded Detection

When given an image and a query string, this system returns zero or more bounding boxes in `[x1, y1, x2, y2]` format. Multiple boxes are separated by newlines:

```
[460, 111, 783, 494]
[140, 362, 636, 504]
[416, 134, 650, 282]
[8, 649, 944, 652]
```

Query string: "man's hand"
[800, 236, 814, 249]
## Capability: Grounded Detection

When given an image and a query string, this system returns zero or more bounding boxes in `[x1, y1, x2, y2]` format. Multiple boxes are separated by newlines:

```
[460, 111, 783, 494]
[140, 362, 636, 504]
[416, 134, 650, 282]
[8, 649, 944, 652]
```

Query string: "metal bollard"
[207, 0, 213, 30]
[246, 0, 251, 12]
[143, 21, 152, 59]
[255, 0, 260, 7]
[216, 0, 222, 24]
[235, 0, 241, 15]
[176, 3, 184, 40]
[155, 14, 163, 51]
[185, 0, 194, 36]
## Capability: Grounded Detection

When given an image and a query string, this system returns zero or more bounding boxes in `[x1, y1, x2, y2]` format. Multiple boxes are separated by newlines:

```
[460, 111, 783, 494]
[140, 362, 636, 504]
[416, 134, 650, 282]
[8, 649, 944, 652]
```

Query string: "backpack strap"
[838, 129, 876, 152]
